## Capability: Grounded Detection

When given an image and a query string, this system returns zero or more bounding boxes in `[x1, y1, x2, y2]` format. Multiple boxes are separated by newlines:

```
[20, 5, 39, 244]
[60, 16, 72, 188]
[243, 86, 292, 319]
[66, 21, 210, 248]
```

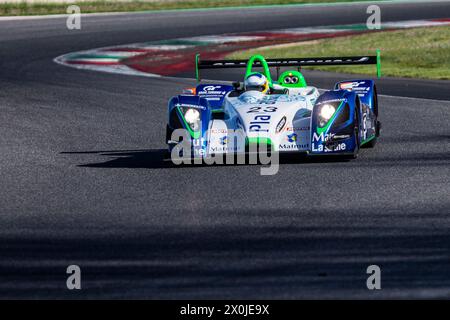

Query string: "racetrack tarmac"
[0, 0, 449, 298]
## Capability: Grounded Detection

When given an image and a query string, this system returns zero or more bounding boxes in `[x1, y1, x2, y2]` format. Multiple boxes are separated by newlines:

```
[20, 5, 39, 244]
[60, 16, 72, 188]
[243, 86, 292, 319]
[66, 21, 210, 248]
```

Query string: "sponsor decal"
[339, 81, 370, 92]
[333, 134, 351, 140]
[313, 132, 334, 143]
[220, 136, 228, 145]
[249, 115, 271, 132]
[316, 98, 345, 105]
[193, 137, 208, 156]
[245, 106, 277, 133]
[193, 137, 207, 147]
[203, 85, 222, 91]
[176, 103, 206, 110]
[312, 142, 347, 152]
[313, 132, 350, 143]
[287, 133, 297, 143]
[278, 132, 309, 150]
[194, 148, 206, 156]
[198, 85, 228, 96]
[279, 143, 309, 150]
[211, 128, 228, 134]
[285, 126, 310, 132]
[210, 145, 239, 153]
[312, 132, 349, 152]
[333, 143, 347, 151]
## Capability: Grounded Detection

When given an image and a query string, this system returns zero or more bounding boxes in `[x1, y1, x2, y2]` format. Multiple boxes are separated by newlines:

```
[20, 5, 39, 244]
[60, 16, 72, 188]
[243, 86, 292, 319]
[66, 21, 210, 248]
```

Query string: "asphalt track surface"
[0, 1, 450, 299]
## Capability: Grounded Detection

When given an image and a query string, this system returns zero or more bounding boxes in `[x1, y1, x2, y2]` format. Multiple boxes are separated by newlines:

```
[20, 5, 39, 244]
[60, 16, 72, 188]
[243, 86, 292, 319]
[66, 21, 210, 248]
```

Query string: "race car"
[166, 53, 381, 161]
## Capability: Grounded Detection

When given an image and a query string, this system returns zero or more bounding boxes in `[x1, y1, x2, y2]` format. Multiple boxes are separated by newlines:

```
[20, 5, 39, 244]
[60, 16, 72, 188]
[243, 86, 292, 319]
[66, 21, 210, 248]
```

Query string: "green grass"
[0, 0, 385, 16]
[228, 26, 450, 80]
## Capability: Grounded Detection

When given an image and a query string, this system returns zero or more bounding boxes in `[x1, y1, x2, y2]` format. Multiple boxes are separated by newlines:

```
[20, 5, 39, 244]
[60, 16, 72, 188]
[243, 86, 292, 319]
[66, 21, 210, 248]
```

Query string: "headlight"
[319, 104, 336, 121]
[184, 108, 200, 131]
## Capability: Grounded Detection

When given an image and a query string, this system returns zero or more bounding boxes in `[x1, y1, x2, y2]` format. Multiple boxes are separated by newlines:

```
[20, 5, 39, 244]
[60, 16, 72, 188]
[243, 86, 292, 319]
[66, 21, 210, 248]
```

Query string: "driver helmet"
[244, 72, 269, 94]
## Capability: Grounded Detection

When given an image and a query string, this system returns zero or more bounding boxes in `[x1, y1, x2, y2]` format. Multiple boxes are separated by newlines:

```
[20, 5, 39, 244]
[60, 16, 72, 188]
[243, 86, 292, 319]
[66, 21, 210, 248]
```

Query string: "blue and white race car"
[166, 54, 381, 160]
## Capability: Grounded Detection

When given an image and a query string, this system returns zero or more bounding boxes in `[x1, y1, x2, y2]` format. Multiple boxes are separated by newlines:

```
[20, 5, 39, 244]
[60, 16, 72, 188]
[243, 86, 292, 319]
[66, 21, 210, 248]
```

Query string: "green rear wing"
[195, 50, 381, 82]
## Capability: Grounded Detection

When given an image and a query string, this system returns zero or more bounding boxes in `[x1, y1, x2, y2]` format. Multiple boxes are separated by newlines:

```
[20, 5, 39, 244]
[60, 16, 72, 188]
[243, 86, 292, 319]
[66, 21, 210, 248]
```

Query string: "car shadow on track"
[61, 149, 351, 169]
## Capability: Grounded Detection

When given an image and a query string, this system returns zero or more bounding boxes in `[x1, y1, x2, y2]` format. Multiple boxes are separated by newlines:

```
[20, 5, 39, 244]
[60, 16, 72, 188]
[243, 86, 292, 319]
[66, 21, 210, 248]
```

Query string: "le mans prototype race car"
[166, 53, 381, 160]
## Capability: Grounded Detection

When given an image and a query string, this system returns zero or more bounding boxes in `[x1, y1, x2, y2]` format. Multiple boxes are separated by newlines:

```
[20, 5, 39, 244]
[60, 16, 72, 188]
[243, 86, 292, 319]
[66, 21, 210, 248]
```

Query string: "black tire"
[350, 98, 361, 159]
[363, 136, 377, 148]
[166, 124, 173, 144]
[373, 85, 379, 117]
[363, 123, 379, 148]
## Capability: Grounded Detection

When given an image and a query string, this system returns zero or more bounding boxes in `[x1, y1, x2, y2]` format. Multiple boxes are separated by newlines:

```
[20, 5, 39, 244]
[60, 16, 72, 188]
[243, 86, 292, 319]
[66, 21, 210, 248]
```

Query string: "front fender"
[310, 90, 359, 155]
[167, 95, 212, 157]
[335, 79, 377, 115]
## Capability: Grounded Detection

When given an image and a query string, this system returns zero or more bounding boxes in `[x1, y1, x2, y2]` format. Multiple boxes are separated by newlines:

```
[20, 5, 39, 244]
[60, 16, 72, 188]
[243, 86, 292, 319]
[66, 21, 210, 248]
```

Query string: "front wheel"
[363, 88, 380, 149]
[350, 104, 361, 159]
[362, 111, 381, 149]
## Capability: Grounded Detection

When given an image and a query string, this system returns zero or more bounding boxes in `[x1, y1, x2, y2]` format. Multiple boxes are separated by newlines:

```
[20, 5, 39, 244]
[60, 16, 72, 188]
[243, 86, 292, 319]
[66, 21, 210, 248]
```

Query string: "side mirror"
[232, 81, 241, 90]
